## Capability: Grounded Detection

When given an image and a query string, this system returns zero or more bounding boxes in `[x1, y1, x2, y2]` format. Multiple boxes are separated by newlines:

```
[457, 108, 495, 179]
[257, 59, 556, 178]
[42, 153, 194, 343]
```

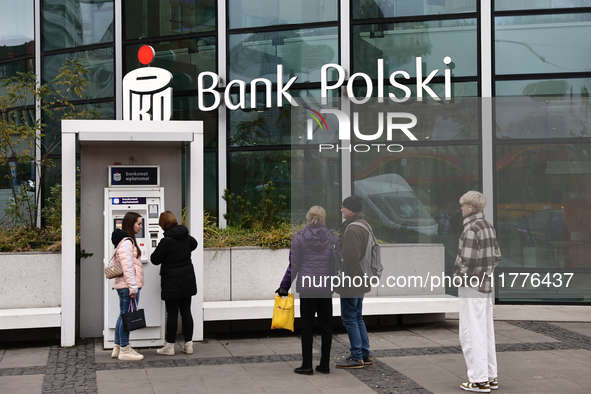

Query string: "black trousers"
[164, 296, 193, 343]
[299, 297, 333, 369]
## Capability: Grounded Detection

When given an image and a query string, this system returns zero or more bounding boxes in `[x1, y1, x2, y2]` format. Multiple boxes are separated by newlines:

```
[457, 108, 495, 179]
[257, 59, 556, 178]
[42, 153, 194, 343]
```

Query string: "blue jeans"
[115, 288, 140, 347]
[340, 296, 370, 361]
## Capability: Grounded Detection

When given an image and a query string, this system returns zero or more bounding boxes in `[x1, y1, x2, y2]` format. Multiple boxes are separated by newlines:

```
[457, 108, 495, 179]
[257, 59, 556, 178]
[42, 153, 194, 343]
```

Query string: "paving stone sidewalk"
[1, 320, 591, 394]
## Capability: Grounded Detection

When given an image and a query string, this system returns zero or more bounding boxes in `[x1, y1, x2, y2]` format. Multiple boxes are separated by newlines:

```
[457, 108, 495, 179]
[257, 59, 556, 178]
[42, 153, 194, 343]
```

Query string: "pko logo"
[122, 45, 173, 121]
[304, 108, 418, 153]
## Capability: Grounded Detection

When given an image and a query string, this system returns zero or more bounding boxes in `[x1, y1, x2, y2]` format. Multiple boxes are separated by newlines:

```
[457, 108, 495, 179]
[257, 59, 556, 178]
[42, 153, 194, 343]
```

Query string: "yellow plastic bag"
[271, 293, 295, 332]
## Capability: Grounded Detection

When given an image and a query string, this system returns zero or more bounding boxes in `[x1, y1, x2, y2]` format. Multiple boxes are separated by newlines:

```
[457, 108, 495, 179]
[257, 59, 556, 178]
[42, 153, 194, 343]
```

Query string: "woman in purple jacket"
[276, 205, 340, 375]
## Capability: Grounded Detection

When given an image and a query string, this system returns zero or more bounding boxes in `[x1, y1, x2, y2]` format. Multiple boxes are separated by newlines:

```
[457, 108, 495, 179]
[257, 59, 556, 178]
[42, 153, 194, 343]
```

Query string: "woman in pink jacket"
[110, 212, 145, 361]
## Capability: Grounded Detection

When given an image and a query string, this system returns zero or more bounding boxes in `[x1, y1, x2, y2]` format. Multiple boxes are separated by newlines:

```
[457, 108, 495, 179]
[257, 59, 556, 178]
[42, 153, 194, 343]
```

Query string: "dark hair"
[122, 212, 142, 257]
[159, 211, 178, 231]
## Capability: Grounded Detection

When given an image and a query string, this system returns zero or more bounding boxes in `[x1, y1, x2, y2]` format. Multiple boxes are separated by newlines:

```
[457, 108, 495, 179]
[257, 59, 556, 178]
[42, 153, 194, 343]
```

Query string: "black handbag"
[121, 298, 146, 332]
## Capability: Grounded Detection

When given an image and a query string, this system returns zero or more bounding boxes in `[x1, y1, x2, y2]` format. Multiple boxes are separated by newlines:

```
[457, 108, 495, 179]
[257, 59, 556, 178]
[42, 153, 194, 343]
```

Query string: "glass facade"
[229, 0, 338, 28]
[1, 2, 590, 304]
[125, 37, 217, 92]
[493, 4, 591, 302]
[495, 0, 591, 11]
[353, 0, 477, 19]
[495, 13, 591, 75]
[125, 0, 215, 39]
[228, 27, 339, 83]
[42, 0, 114, 51]
[352, 19, 478, 78]
[42, 48, 115, 100]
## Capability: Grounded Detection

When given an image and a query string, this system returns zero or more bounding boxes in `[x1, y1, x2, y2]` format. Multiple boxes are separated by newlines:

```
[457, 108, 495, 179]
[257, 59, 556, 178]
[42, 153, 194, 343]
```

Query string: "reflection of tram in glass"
[355, 174, 438, 236]
[353, 149, 478, 243]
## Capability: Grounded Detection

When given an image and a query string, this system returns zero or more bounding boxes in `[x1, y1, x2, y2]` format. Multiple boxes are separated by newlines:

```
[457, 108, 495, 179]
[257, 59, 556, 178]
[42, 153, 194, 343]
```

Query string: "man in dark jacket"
[336, 195, 373, 369]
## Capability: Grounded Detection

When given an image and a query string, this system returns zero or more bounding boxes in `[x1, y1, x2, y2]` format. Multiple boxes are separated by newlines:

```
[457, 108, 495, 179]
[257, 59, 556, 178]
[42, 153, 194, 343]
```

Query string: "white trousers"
[458, 286, 498, 383]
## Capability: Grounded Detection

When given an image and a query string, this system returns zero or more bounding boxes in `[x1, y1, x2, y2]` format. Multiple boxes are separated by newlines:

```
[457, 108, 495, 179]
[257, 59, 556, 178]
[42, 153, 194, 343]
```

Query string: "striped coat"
[453, 212, 501, 293]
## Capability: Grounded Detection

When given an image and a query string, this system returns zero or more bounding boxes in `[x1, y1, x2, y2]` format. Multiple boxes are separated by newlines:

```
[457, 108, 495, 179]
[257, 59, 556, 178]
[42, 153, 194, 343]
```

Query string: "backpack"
[345, 222, 383, 279]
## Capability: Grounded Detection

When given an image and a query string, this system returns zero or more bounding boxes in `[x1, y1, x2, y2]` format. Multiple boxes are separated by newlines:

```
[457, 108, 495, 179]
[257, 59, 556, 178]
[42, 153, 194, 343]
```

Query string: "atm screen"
[113, 218, 145, 238]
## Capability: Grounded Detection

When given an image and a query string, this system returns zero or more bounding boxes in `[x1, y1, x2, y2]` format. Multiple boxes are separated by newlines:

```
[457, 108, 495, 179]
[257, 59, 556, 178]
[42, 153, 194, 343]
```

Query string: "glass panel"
[0, 60, 36, 102]
[229, 149, 340, 227]
[495, 0, 591, 11]
[125, 37, 216, 92]
[124, 0, 215, 40]
[353, 144, 479, 240]
[333, 96, 480, 141]
[496, 78, 591, 97]
[229, 0, 337, 29]
[42, 0, 114, 51]
[41, 157, 62, 214]
[353, 0, 477, 19]
[204, 152, 217, 219]
[42, 102, 115, 155]
[352, 145, 479, 282]
[229, 89, 325, 147]
[353, 19, 478, 78]
[42, 48, 114, 100]
[0, 59, 35, 79]
[495, 13, 591, 75]
[173, 95, 217, 148]
[495, 96, 591, 139]
[0, 1, 34, 107]
[290, 149, 341, 230]
[0, 1, 34, 49]
[229, 26, 338, 83]
[496, 143, 591, 274]
[228, 149, 291, 215]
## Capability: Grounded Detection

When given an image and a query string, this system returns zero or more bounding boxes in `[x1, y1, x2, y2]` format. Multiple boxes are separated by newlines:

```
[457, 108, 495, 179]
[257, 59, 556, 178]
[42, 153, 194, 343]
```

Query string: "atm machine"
[103, 165, 166, 348]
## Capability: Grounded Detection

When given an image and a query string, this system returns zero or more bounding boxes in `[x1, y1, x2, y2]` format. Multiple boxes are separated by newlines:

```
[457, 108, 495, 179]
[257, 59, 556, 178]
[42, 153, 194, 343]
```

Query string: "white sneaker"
[489, 378, 498, 390]
[182, 341, 193, 355]
[460, 382, 490, 393]
[156, 343, 175, 356]
[130, 347, 142, 356]
[118, 345, 144, 361]
[111, 344, 120, 358]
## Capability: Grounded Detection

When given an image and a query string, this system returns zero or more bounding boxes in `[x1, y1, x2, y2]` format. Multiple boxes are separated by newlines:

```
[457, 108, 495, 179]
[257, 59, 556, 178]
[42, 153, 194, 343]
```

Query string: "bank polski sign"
[196, 56, 452, 151]
[122, 46, 452, 151]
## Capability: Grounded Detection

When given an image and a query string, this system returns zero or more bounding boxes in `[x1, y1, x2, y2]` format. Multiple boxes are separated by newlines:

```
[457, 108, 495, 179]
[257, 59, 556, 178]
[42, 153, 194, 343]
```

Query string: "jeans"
[340, 296, 370, 361]
[300, 297, 333, 369]
[164, 296, 194, 343]
[115, 288, 141, 347]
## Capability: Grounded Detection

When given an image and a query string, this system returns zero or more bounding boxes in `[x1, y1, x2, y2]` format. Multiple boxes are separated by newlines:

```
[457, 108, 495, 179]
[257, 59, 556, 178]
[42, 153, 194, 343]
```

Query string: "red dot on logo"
[138, 45, 155, 65]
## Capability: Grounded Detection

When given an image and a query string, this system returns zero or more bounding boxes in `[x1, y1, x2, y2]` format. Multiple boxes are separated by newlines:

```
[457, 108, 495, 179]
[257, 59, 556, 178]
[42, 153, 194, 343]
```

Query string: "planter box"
[0, 252, 62, 330]
[203, 244, 447, 302]
[0, 252, 61, 309]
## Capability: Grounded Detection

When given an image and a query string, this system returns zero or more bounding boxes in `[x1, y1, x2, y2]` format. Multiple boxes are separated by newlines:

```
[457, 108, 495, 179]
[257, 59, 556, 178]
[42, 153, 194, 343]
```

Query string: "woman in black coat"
[150, 211, 198, 356]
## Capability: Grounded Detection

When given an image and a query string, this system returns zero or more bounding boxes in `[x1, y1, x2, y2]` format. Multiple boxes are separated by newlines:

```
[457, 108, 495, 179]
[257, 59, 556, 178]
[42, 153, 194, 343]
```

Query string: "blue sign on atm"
[109, 165, 159, 187]
[112, 197, 147, 205]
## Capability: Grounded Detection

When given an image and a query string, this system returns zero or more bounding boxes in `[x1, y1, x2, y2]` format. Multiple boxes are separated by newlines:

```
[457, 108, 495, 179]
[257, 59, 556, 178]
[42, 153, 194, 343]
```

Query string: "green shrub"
[204, 220, 304, 250]
[222, 181, 287, 229]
